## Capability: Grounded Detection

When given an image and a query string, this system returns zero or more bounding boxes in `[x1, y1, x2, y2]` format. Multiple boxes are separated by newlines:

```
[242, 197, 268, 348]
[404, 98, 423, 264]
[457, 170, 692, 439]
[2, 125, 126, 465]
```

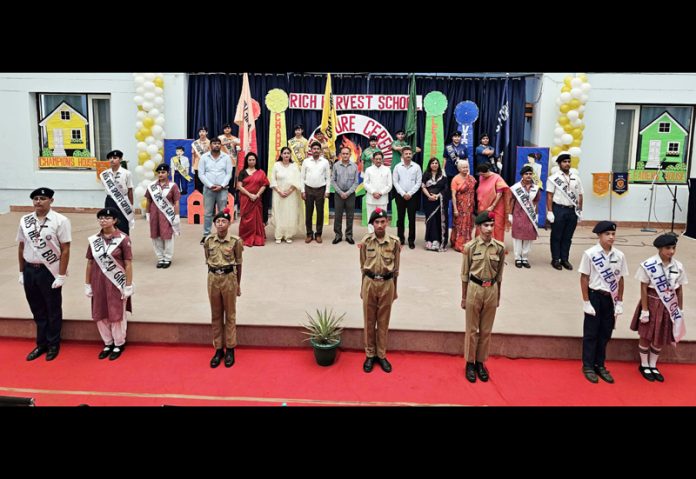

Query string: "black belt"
[469, 275, 496, 287]
[26, 263, 44, 268]
[589, 288, 611, 297]
[553, 203, 575, 209]
[208, 266, 237, 275]
[364, 271, 394, 281]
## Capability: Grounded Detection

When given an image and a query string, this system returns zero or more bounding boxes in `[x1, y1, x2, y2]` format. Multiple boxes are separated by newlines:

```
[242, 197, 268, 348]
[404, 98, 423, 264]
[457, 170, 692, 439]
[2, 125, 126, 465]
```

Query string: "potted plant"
[302, 308, 345, 366]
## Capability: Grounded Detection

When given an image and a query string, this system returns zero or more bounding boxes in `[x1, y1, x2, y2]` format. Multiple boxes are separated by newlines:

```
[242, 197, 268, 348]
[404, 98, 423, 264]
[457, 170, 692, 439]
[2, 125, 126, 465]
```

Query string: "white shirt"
[172, 155, 190, 171]
[109, 166, 134, 194]
[578, 245, 629, 292]
[17, 209, 72, 264]
[363, 164, 393, 205]
[300, 156, 331, 192]
[546, 171, 583, 207]
[635, 256, 688, 291]
[199, 152, 233, 188]
[392, 161, 423, 197]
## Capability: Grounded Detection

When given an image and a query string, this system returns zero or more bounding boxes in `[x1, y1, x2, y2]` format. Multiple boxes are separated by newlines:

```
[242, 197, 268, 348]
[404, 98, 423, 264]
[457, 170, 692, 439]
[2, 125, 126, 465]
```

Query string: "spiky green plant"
[302, 308, 345, 345]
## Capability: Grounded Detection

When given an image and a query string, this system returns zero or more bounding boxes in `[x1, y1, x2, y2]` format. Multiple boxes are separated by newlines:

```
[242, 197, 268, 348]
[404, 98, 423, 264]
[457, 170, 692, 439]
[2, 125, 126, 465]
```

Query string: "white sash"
[172, 157, 192, 181]
[551, 173, 581, 216]
[148, 181, 180, 235]
[20, 213, 62, 279]
[88, 233, 128, 292]
[641, 255, 686, 342]
[446, 144, 463, 169]
[193, 140, 207, 157]
[100, 169, 135, 229]
[511, 182, 539, 234]
[587, 244, 621, 307]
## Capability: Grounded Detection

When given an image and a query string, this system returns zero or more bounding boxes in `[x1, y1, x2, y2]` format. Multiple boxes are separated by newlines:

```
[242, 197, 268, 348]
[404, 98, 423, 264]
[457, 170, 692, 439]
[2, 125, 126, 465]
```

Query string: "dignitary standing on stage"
[547, 153, 584, 270]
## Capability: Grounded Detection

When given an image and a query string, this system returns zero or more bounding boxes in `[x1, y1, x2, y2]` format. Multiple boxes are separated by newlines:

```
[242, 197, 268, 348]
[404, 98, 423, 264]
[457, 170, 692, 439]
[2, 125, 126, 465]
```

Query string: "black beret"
[293, 124, 304, 131]
[213, 208, 232, 222]
[30, 187, 54, 199]
[106, 150, 123, 159]
[450, 130, 462, 138]
[592, 221, 617, 234]
[653, 233, 678, 248]
[556, 153, 571, 163]
[97, 208, 117, 218]
[475, 211, 495, 225]
[369, 135, 378, 142]
[155, 163, 170, 172]
[368, 207, 388, 224]
[520, 165, 534, 175]
[395, 129, 405, 135]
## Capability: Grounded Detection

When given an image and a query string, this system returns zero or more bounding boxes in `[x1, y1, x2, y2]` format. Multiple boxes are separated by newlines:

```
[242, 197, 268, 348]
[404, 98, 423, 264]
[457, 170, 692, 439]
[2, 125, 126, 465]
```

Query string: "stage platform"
[1, 210, 694, 362]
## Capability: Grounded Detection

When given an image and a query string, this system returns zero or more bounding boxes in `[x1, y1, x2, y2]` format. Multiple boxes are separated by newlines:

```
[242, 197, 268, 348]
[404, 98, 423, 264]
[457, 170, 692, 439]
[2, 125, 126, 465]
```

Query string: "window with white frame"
[668, 142, 680, 155]
[60, 111, 71, 121]
[71, 129, 82, 142]
[659, 122, 671, 133]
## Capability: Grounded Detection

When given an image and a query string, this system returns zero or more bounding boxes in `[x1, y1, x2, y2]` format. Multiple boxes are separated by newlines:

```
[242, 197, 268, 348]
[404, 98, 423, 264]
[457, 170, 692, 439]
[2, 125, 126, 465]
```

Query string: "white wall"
[0, 73, 187, 212]
[532, 73, 696, 223]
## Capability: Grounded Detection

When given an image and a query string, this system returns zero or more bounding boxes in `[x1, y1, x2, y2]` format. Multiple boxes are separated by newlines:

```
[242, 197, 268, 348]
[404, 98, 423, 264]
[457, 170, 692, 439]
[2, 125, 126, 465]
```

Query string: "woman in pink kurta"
[145, 163, 181, 268]
[507, 166, 541, 267]
[85, 208, 133, 360]
[450, 160, 477, 252]
[475, 163, 510, 243]
[237, 152, 270, 247]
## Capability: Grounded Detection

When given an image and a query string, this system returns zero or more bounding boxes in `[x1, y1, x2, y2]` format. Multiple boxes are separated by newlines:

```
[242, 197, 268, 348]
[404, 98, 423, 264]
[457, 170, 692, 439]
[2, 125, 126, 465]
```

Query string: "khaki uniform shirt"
[205, 232, 244, 268]
[461, 237, 505, 283]
[360, 234, 401, 277]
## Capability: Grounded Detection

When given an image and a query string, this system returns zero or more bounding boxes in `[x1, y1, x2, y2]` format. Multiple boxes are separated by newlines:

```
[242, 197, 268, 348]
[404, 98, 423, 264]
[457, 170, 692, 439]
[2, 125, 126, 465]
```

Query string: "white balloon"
[144, 170, 155, 179]
[144, 81, 155, 92]
[145, 136, 156, 145]
[571, 78, 583, 88]
[136, 121, 143, 129]
[134, 186, 146, 198]
[154, 154, 163, 163]
[134, 95, 144, 105]
[135, 165, 145, 176]
[146, 145, 158, 155]
[555, 97, 561, 106]
[142, 101, 153, 111]
[578, 105, 586, 113]
[154, 97, 164, 107]
[136, 111, 146, 120]
[580, 94, 589, 103]
[149, 108, 160, 117]
[571, 118, 583, 127]
[139, 179, 150, 188]
[560, 92, 572, 103]
[581, 82, 592, 93]
[152, 125, 164, 137]
[134, 75, 145, 85]
[154, 87, 164, 95]
[136, 87, 145, 96]
[567, 110, 579, 121]
[561, 134, 573, 145]
[554, 127, 565, 137]
[155, 116, 165, 126]
[553, 137, 563, 146]
[570, 88, 582, 99]
[143, 160, 155, 170]
[569, 147, 582, 157]
[144, 92, 155, 101]
[144, 73, 156, 81]
[137, 141, 147, 151]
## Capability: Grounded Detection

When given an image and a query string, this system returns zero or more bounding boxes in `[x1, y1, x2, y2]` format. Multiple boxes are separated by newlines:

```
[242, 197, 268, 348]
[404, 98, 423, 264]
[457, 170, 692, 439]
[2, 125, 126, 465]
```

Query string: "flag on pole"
[234, 72, 257, 170]
[494, 76, 510, 166]
[405, 74, 418, 152]
[320, 73, 338, 160]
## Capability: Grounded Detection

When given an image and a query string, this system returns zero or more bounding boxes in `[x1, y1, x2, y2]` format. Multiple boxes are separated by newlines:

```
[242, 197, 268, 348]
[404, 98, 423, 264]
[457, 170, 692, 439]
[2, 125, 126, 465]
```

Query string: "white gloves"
[146, 213, 151, 222]
[547, 212, 555, 223]
[173, 214, 181, 225]
[614, 301, 624, 315]
[577, 210, 583, 221]
[122, 284, 134, 299]
[84, 284, 93, 298]
[18, 272, 24, 285]
[508, 214, 513, 224]
[51, 274, 66, 289]
[496, 161, 503, 172]
[583, 301, 596, 316]
[639, 310, 650, 323]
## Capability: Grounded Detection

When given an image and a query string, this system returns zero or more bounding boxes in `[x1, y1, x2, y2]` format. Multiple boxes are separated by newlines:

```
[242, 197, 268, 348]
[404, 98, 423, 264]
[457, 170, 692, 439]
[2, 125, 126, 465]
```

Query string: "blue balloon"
[454, 101, 479, 124]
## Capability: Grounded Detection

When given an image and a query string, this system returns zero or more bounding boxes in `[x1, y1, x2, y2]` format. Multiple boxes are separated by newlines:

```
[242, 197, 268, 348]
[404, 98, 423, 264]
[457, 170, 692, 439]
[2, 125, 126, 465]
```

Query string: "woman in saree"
[237, 152, 270, 247]
[450, 160, 477, 252]
[270, 147, 304, 243]
[421, 158, 449, 251]
[475, 163, 510, 243]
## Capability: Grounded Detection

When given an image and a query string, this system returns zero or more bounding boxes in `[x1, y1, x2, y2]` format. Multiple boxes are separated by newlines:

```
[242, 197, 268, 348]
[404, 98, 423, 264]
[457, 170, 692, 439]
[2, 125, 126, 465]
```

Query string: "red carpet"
[1, 338, 695, 406]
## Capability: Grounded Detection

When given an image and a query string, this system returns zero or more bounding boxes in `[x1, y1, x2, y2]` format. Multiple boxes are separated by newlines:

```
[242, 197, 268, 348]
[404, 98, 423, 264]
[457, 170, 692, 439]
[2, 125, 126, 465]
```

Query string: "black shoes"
[210, 348, 224, 368]
[200, 236, 206, 245]
[378, 357, 392, 373]
[561, 260, 573, 270]
[346, 237, 355, 245]
[595, 366, 614, 383]
[475, 361, 489, 382]
[522, 261, 531, 269]
[99, 344, 114, 360]
[157, 261, 165, 268]
[224, 348, 235, 368]
[46, 346, 60, 361]
[398, 237, 405, 245]
[161, 261, 171, 269]
[109, 343, 125, 361]
[515, 260, 523, 268]
[332, 237, 342, 244]
[639, 365, 655, 382]
[363, 356, 375, 373]
[651, 368, 664, 382]
[582, 366, 599, 383]
[465, 362, 477, 383]
[26, 346, 47, 361]
[551, 260, 563, 270]
[408, 241, 415, 249]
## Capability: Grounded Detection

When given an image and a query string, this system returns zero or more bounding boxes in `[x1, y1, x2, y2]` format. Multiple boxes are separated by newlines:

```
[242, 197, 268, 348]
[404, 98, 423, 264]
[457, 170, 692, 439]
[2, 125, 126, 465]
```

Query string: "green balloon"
[424, 91, 448, 116]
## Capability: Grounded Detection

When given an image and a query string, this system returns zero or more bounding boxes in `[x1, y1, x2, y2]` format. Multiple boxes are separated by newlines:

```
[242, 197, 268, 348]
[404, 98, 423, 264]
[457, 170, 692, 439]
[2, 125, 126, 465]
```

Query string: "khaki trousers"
[208, 272, 238, 349]
[362, 276, 395, 358]
[465, 282, 498, 362]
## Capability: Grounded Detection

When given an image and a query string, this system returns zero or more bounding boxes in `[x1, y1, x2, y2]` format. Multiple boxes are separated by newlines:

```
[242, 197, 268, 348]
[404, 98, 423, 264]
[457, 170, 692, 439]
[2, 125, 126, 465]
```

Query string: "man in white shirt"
[104, 150, 134, 236]
[578, 221, 629, 384]
[363, 151, 393, 234]
[301, 141, 331, 243]
[199, 137, 234, 244]
[546, 153, 584, 270]
[392, 146, 422, 249]
[17, 187, 72, 361]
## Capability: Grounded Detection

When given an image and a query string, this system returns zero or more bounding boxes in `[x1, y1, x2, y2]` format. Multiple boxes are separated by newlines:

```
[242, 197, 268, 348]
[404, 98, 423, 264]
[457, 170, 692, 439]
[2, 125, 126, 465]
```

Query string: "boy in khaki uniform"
[461, 211, 505, 383]
[204, 207, 243, 369]
[359, 207, 401, 373]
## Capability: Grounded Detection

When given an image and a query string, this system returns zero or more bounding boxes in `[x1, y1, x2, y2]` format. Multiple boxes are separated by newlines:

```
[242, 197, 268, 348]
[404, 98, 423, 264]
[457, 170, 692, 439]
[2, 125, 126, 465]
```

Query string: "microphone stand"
[660, 166, 683, 234]
[641, 167, 660, 233]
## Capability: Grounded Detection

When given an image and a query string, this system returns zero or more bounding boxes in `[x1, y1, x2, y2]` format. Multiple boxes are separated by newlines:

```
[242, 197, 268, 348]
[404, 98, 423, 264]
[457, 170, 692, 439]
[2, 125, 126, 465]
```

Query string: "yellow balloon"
[572, 128, 582, 138]
[141, 128, 152, 138]
[551, 146, 563, 156]
[143, 117, 155, 128]
[154, 77, 164, 88]
[560, 104, 571, 114]
[138, 151, 149, 162]
[140, 198, 148, 210]
[137, 105, 144, 112]
[578, 74, 588, 83]
[158, 148, 164, 156]
[563, 123, 574, 133]
[578, 123, 585, 131]
[564, 76, 573, 86]
[138, 157, 147, 165]
[135, 131, 145, 142]
[571, 139, 582, 147]
[561, 86, 571, 93]
[558, 116, 570, 125]
[569, 99, 581, 109]
[570, 156, 580, 169]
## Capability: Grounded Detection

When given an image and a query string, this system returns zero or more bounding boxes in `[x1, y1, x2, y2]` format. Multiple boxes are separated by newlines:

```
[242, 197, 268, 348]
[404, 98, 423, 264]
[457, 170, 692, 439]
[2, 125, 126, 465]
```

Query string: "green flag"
[405, 74, 418, 151]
